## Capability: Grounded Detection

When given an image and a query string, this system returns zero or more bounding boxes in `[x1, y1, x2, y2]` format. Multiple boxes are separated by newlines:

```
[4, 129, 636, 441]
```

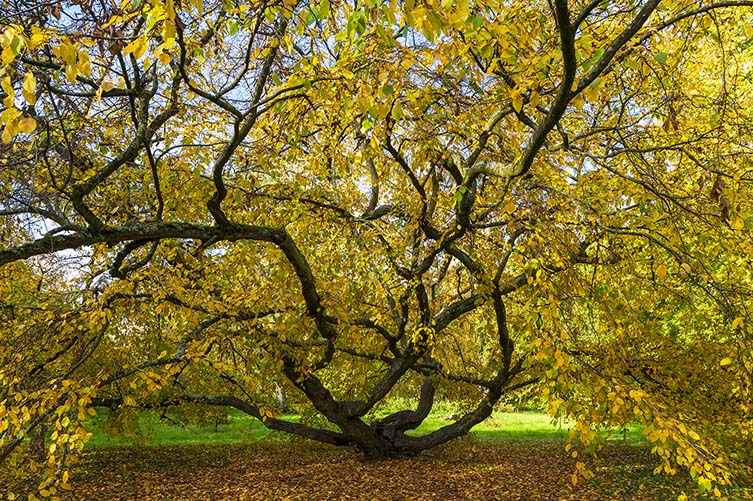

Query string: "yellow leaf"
[732, 317, 744, 329]
[162, 20, 177, 45]
[688, 430, 700, 440]
[720, 358, 732, 367]
[629, 389, 643, 404]
[65, 64, 78, 83]
[512, 92, 523, 113]
[29, 27, 47, 49]
[730, 216, 744, 230]
[1, 45, 15, 64]
[1, 76, 14, 108]
[18, 117, 36, 134]
[78, 50, 92, 77]
[570, 94, 585, 110]
[123, 36, 148, 59]
[583, 78, 603, 101]
[450, 0, 470, 27]
[656, 263, 667, 280]
[59, 42, 77, 66]
[680, 262, 691, 274]
[22, 72, 37, 105]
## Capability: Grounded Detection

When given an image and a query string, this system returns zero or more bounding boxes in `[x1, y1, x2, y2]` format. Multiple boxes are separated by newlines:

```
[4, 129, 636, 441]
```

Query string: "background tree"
[1, 0, 753, 497]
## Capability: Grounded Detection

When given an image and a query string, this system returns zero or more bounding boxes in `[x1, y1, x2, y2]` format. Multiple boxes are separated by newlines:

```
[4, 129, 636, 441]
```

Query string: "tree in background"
[1, 0, 752, 497]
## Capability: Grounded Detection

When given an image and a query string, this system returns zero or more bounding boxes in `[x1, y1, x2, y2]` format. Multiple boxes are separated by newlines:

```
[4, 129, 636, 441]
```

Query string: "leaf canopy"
[1, 0, 753, 498]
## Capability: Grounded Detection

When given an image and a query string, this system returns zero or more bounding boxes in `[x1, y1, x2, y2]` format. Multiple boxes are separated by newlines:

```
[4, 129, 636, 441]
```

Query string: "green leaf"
[582, 48, 604, 70]
[305, 9, 317, 26]
[318, 0, 330, 19]
[698, 477, 712, 492]
[390, 103, 404, 120]
[376, 25, 396, 46]
[10, 36, 23, 56]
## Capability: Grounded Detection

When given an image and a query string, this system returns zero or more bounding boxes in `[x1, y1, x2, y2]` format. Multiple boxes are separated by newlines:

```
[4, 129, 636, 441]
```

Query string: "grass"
[86, 408, 280, 447]
[85, 406, 646, 448]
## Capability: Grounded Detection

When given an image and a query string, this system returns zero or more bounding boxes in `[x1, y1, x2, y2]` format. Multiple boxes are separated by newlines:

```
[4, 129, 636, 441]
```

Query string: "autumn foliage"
[1, 0, 753, 498]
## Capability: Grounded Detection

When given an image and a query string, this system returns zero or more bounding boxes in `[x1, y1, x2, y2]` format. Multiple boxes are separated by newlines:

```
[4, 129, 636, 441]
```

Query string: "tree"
[1, 0, 753, 496]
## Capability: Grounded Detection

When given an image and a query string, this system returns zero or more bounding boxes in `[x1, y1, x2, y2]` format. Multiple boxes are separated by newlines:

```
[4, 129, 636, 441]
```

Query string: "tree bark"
[372, 378, 435, 440]
[274, 385, 288, 413]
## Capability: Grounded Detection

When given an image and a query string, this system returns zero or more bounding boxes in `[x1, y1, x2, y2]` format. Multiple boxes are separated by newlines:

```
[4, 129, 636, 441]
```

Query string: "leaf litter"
[30, 440, 751, 500]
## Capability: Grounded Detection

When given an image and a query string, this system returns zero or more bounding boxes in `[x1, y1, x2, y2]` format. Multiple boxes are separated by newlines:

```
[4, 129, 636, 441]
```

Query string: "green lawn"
[85, 407, 645, 448]
[86, 407, 279, 447]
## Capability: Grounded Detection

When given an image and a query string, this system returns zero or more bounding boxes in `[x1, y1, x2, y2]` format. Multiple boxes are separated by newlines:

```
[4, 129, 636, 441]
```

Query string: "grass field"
[85, 407, 646, 448]
[87, 407, 280, 447]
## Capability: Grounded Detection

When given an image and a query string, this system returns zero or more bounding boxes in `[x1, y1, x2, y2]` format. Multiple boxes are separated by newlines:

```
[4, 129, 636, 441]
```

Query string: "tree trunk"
[274, 385, 288, 413]
[342, 419, 396, 460]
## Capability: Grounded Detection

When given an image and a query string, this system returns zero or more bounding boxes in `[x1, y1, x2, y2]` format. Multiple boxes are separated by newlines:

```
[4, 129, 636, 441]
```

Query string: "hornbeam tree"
[2, 0, 753, 497]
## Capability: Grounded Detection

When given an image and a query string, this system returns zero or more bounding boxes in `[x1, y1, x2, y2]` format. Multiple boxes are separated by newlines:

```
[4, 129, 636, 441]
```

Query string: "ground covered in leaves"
[26, 440, 747, 500]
